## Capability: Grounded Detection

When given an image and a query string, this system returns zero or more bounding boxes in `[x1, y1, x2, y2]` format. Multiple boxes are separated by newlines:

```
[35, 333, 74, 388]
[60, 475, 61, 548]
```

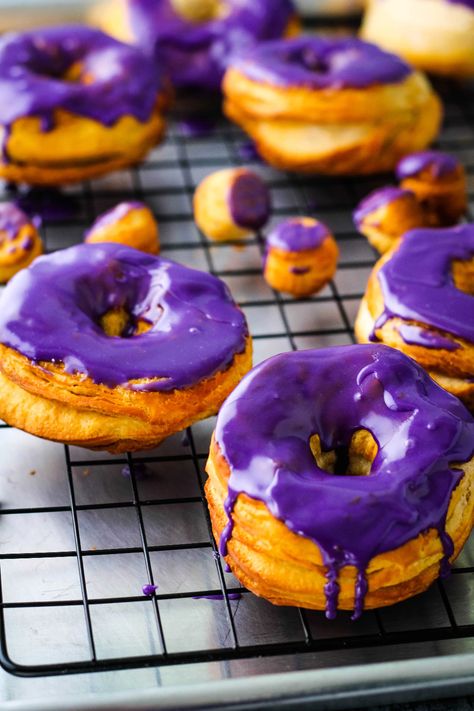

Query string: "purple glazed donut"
[223, 36, 442, 175]
[0, 243, 252, 452]
[356, 224, 474, 410]
[206, 344, 474, 618]
[0, 25, 168, 185]
[93, 0, 298, 92]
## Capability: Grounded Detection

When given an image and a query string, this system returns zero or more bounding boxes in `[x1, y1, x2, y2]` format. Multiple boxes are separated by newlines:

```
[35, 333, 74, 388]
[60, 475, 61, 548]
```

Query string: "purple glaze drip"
[14, 188, 79, 225]
[85, 202, 145, 239]
[142, 584, 158, 596]
[0, 243, 248, 391]
[267, 218, 330, 252]
[228, 172, 271, 230]
[0, 26, 164, 161]
[233, 37, 412, 90]
[373, 225, 474, 345]
[396, 152, 460, 181]
[353, 187, 412, 228]
[215, 345, 474, 618]
[397, 324, 460, 352]
[0, 202, 29, 242]
[121, 462, 149, 479]
[127, 0, 295, 91]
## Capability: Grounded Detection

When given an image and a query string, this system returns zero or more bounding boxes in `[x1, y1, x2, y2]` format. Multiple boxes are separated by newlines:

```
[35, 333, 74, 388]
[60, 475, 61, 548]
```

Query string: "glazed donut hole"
[310, 429, 378, 478]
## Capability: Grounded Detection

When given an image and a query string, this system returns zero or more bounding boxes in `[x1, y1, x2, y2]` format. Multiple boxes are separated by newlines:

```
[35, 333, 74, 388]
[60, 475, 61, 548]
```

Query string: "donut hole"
[170, 0, 221, 22]
[99, 307, 152, 338]
[452, 259, 474, 296]
[310, 429, 378, 476]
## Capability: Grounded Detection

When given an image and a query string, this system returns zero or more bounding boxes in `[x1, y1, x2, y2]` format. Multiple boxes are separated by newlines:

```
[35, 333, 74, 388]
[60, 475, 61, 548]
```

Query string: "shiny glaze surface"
[215, 345, 474, 618]
[232, 37, 412, 90]
[396, 151, 460, 180]
[127, 0, 295, 91]
[0, 243, 248, 391]
[267, 218, 330, 252]
[373, 225, 474, 344]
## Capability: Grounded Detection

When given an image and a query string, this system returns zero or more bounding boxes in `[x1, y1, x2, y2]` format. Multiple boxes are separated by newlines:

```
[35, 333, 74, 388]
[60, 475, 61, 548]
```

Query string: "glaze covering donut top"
[446, 0, 474, 9]
[126, 0, 295, 91]
[0, 243, 248, 391]
[396, 151, 460, 180]
[0, 26, 164, 158]
[267, 218, 330, 251]
[371, 224, 474, 348]
[232, 37, 412, 90]
[215, 345, 474, 618]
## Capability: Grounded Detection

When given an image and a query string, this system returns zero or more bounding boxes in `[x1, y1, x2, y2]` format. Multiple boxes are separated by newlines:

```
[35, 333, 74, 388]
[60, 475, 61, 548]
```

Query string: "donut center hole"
[310, 429, 378, 476]
[170, 0, 222, 22]
[99, 307, 152, 338]
[452, 259, 474, 296]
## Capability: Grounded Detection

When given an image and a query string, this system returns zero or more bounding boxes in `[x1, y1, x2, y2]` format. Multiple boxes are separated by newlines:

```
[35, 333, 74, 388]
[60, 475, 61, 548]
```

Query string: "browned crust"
[0, 337, 252, 453]
[264, 236, 339, 297]
[205, 435, 474, 611]
[0, 107, 166, 186]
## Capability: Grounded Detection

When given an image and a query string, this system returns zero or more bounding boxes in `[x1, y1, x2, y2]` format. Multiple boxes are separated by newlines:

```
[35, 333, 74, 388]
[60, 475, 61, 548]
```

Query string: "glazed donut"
[396, 151, 467, 226]
[0, 26, 168, 186]
[263, 217, 339, 296]
[85, 201, 159, 254]
[91, 0, 299, 92]
[194, 168, 271, 242]
[355, 224, 474, 410]
[206, 344, 474, 618]
[0, 243, 252, 453]
[223, 37, 442, 175]
[361, 0, 474, 78]
[353, 186, 431, 254]
[0, 203, 43, 282]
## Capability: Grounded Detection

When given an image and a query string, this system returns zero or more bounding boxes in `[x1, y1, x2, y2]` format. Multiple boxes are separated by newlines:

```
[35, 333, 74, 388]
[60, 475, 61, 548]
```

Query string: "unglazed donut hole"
[85, 201, 160, 254]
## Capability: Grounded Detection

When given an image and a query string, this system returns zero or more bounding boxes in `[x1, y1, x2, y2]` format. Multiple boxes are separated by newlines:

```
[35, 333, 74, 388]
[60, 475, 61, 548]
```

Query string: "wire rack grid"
[0, 73, 473, 683]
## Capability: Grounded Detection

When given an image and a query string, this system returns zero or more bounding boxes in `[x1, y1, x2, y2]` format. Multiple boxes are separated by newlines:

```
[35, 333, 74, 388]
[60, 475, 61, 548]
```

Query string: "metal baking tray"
[0, 8, 474, 711]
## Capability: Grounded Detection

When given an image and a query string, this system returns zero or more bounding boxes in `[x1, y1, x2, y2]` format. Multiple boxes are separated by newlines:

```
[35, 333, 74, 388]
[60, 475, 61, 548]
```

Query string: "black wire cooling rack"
[0, 71, 473, 680]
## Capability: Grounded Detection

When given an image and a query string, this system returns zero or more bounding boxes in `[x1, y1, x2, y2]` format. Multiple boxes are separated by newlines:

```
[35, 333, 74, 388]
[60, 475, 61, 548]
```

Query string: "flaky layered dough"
[223, 70, 442, 174]
[206, 436, 474, 611]
[355, 251, 474, 410]
[0, 107, 166, 186]
[0, 224, 43, 283]
[361, 0, 474, 78]
[0, 338, 252, 453]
